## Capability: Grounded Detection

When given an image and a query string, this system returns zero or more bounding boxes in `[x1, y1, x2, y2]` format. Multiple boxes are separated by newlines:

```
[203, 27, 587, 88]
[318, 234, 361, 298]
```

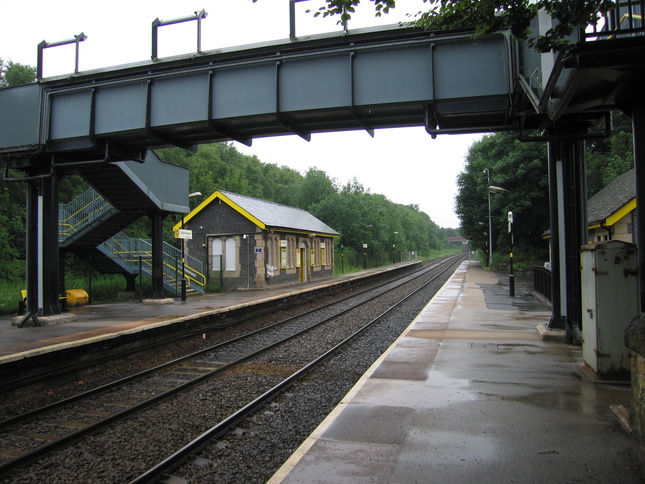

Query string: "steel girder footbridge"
[0, 1, 643, 339]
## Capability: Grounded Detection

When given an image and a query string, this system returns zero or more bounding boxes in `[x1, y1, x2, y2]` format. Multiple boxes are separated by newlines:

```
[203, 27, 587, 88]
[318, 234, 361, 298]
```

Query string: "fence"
[533, 265, 552, 302]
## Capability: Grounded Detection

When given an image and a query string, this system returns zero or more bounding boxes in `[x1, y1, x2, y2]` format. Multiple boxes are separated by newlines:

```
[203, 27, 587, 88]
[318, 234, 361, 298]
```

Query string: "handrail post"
[151, 10, 208, 61]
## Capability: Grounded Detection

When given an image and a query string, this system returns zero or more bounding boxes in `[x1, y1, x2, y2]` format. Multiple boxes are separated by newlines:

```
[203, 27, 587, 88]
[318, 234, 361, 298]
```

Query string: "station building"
[175, 191, 339, 290]
[587, 169, 636, 244]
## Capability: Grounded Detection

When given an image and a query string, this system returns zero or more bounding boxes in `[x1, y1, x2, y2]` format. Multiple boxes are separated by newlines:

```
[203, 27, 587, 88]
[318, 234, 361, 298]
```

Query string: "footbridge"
[1, 2, 644, 342]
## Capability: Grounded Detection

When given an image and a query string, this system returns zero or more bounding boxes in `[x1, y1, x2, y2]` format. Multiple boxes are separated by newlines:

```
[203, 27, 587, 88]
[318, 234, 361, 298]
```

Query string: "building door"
[299, 242, 308, 282]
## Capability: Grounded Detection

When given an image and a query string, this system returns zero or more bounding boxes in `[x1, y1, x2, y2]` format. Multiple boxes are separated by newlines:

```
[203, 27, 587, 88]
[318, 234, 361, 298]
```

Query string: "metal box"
[581, 240, 638, 380]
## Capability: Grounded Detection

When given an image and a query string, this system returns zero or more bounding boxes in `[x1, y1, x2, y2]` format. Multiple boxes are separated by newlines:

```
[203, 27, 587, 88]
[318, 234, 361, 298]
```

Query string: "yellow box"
[66, 289, 89, 307]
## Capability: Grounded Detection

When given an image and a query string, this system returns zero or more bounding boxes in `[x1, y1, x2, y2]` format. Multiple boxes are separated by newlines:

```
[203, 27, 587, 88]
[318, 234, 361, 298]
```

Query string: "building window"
[211, 238, 222, 270]
[225, 238, 236, 271]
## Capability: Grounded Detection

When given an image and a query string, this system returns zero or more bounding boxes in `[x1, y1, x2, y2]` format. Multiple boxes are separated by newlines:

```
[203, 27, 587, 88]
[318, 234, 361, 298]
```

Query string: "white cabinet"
[581, 240, 638, 380]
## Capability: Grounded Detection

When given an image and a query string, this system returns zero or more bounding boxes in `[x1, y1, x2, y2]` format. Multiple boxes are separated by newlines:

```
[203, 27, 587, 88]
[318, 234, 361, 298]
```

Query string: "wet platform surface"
[270, 260, 645, 483]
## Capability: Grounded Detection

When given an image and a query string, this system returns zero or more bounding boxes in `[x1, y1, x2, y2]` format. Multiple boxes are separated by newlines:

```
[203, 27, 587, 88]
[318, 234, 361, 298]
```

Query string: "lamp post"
[181, 191, 202, 301]
[485, 169, 493, 268]
[487, 184, 508, 269]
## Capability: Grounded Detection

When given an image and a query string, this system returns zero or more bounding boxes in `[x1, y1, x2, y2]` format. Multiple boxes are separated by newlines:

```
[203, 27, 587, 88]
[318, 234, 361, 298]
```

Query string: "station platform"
[269, 259, 645, 483]
[0, 262, 417, 364]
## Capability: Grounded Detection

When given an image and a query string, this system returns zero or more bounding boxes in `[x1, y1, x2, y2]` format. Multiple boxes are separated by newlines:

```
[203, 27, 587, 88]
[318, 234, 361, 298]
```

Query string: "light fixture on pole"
[485, 169, 492, 268]
[486, 183, 508, 269]
[180, 191, 202, 301]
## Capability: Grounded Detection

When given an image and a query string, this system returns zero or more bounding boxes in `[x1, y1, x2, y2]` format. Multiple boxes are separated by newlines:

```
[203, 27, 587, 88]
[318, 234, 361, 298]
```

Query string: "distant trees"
[0, 59, 37, 279]
[455, 133, 550, 262]
[297, 0, 617, 52]
[0, 59, 36, 88]
[455, 112, 634, 264]
[157, 144, 452, 256]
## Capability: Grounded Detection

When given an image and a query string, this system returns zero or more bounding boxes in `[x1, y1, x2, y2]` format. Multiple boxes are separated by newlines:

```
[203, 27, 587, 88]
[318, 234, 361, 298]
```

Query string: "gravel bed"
[0, 259, 460, 482]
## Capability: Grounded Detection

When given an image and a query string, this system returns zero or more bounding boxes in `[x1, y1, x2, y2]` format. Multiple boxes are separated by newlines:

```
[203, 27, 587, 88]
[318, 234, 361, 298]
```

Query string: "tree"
[296, 0, 617, 52]
[585, 111, 634, 197]
[455, 133, 549, 262]
[0, 59, 36, 88]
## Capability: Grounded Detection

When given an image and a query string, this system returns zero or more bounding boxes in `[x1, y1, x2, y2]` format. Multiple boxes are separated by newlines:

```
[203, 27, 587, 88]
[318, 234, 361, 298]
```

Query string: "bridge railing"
[583, 0, 644, 40]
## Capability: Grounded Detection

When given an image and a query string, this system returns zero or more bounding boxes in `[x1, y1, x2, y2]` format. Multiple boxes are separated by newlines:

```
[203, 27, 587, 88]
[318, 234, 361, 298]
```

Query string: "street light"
[181, 191, 202, 301]
[486, 183, 508, 269]
[484, 169, 492, 268]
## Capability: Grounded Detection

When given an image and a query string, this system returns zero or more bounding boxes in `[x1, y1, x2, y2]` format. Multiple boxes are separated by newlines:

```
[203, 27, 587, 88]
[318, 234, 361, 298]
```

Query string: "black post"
[509, 215, 515, 296]
[139, 256, 143, 302]
[88, 256, 92, 305]
[181, 215, 187, 301]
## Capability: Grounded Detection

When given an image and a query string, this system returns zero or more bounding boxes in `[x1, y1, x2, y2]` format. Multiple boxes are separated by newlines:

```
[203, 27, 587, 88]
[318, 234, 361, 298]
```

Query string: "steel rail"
[0, 257, 444, 395]
[0, 255, 462, 478]
[131, 255, 464, 483]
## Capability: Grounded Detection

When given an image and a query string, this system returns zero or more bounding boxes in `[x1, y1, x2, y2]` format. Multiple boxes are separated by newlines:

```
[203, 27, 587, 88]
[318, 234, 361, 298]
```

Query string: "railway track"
[0, 254, 465, 482]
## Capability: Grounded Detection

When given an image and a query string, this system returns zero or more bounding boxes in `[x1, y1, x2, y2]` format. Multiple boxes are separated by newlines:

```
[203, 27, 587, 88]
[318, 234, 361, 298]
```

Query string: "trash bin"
[66, 289, 89, 307]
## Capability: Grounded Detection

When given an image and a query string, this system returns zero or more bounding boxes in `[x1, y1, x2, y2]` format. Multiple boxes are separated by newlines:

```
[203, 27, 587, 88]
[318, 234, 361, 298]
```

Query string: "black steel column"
[41, 172, 61, 316]
[547, 141, 563, 329]
[558, 138, 586, 345]
[633, 90, 645, 312]
[25, 179, 39, 317]
[150, 211, 167, 299]
[24, 172, 61, 317]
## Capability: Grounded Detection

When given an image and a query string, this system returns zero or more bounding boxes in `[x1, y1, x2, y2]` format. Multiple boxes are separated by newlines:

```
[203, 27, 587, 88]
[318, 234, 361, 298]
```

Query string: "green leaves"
[455, 133, 549, 258]
[0, 60, 36, 88]
[290, 0, 618, 53]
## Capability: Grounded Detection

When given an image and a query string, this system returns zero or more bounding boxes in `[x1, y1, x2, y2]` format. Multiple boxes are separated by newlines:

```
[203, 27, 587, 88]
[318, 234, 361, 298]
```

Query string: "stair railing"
[59, 188, 113, 242]
[61, 189, 206, 294]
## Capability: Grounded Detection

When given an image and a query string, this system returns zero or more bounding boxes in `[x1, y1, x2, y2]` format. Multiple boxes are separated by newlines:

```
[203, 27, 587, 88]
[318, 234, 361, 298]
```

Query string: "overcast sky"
[0, 0, 481, 228]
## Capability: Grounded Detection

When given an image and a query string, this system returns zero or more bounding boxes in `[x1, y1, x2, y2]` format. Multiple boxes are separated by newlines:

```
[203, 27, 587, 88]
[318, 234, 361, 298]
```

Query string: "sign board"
[363, 243, 368, 249]
[255, 248, 262, 253]
[175, 229, 193, 240]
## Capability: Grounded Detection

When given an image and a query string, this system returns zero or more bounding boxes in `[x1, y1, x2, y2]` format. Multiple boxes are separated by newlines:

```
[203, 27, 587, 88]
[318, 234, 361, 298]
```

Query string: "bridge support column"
[624, 87, 645, 440]
[24, 172, 62, 319]
[547, 142, 563, 330]
[548, 136, 586, 344]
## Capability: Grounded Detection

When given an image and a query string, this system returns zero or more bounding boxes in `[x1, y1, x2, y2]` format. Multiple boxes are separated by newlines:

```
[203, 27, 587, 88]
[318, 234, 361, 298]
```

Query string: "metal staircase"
[58, 151, 205, 295]
[59, 188, 206, 295]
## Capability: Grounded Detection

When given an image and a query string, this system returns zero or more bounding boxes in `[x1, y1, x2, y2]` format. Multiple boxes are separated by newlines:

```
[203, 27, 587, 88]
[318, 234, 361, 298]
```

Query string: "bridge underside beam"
[0, 29, 515, 160]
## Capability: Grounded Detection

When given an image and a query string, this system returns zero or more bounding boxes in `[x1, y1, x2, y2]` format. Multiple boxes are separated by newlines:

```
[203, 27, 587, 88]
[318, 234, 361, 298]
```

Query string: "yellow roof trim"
[172, 191, 266, 232]
[605, 198, 636, 226]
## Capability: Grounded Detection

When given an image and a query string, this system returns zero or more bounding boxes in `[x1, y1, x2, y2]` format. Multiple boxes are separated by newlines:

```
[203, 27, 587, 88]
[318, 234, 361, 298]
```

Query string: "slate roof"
[587, 169, 635, 225]
[176, 190, 339, 236]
